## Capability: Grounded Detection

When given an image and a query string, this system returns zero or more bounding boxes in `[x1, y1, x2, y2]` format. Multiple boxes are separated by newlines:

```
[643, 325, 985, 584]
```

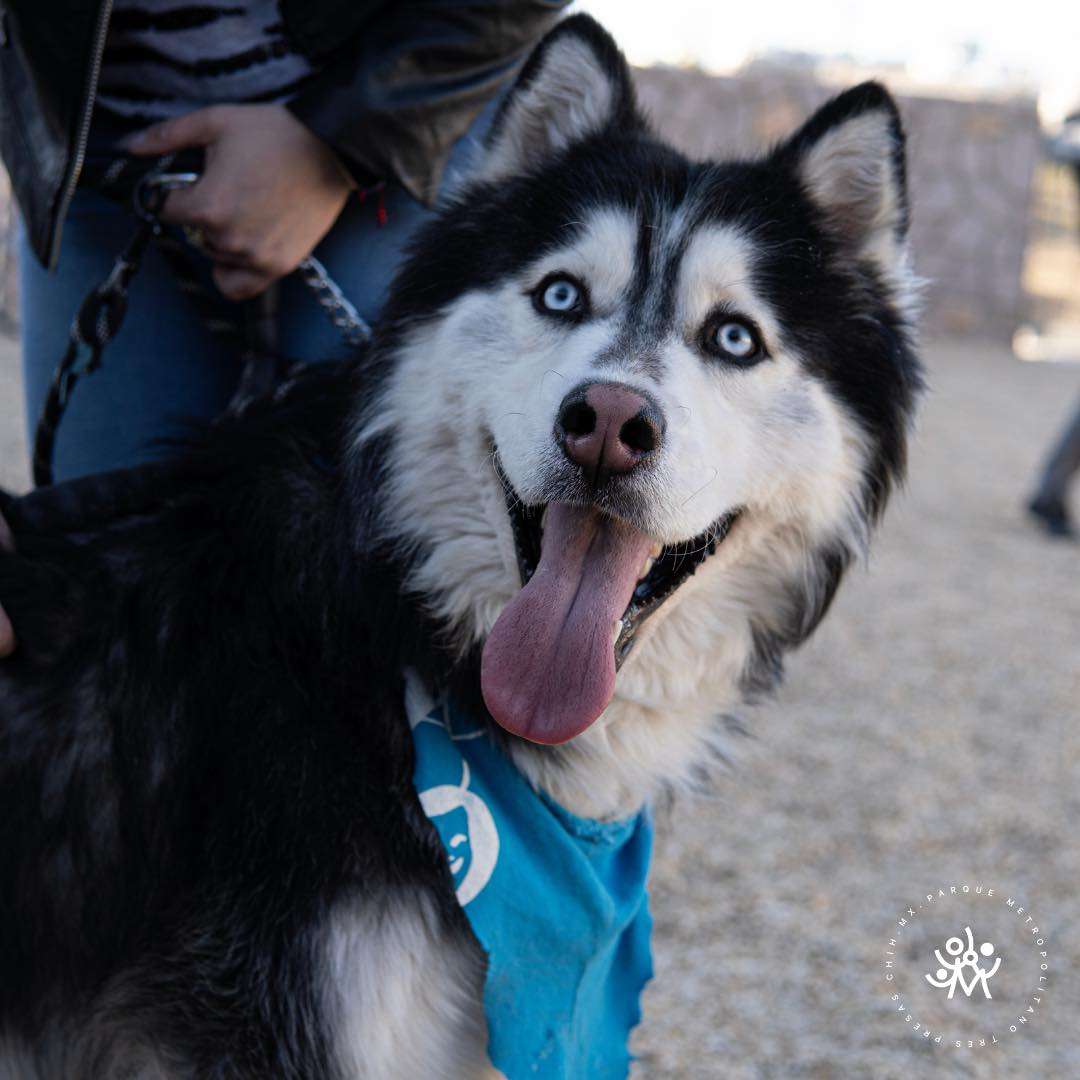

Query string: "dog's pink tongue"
[481, 503, 653, 745]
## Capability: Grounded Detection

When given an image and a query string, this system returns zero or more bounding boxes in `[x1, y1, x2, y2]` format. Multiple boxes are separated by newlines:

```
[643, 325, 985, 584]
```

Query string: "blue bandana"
[406, 679, 653, 1080]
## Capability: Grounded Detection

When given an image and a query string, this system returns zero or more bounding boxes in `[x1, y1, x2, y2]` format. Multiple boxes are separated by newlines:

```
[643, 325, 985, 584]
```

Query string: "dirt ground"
[1, 337, 1078, 1078]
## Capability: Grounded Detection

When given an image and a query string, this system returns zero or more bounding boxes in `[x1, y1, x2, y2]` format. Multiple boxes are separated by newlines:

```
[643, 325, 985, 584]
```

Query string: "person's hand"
[0, 510, 14, 658]
[126, 104, 355, 301]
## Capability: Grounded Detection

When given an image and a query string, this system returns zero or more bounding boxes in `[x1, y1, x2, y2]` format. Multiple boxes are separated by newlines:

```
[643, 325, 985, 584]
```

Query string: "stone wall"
[634, 65, 1044, 340]
[0, 66, 1043, 341]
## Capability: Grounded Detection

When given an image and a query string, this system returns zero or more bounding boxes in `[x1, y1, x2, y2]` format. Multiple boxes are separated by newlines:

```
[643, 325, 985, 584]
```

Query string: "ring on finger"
[183, 225, 209, 252]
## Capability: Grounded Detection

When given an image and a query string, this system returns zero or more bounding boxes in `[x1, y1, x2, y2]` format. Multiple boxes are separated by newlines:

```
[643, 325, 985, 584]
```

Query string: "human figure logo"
[925, 926, 1001, 1000]
[884, 884, 1048, 1049]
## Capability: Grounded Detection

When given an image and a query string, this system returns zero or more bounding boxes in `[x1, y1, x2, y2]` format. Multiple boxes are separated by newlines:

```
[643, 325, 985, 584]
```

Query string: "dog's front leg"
[323, 889, 500, 1079]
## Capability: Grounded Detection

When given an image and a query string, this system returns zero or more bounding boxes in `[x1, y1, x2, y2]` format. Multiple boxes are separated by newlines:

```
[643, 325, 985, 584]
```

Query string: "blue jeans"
[18, 106, 494, 482]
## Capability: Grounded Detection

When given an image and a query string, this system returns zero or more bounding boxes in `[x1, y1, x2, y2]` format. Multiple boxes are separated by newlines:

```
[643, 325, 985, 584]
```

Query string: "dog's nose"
[557, 382, 664, 478]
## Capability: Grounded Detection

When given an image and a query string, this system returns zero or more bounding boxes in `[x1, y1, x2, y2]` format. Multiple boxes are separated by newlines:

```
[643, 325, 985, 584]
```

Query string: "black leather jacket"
[0, 0, 567, 269]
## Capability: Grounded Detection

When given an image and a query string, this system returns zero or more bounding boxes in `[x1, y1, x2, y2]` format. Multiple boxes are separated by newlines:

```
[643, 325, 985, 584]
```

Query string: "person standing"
[1028, 400, 1080, 538]
[0, 0, 569, 655]
[1027, 111, 1080, 540]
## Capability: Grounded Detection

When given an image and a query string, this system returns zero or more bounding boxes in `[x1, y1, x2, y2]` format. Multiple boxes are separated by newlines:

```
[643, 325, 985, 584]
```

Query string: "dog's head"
[361, 16, 922, 748]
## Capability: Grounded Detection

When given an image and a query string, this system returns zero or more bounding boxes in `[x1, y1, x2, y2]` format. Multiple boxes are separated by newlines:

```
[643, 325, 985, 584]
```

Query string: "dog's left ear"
[477, 14, 638, 183]
[778, 82, 909, 265]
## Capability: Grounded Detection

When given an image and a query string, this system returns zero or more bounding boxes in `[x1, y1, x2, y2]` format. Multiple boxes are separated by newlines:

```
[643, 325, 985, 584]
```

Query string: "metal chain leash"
[136, 166, 373, 348]
[295, 255, 371, 348]
[33, 160, 373, 487]
[32, 218, 156, 487]
[142, 169, 373, 348]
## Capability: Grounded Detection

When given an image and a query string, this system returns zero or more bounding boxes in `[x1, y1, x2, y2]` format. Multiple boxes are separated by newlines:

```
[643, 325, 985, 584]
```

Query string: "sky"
[578, 0, 1080, 122]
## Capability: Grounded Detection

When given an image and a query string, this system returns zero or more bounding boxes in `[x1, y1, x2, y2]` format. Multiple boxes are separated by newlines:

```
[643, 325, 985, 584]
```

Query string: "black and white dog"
[0, 15, 922, 1078]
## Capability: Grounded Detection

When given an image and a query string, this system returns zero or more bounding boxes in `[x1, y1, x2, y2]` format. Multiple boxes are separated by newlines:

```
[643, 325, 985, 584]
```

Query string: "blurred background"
[2, 1, 1079, 1076]
[580, 0, 1080, 350]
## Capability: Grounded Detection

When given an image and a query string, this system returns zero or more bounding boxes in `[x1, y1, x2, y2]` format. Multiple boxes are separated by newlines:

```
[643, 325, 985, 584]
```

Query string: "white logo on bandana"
[406, 670, 500, 906]
[418, 760, 500, 905]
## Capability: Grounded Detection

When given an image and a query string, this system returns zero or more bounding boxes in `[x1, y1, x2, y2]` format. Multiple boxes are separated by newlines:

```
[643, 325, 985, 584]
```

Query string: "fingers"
[158, 182, 219, 228]
[124, 106, 226, 156]
[165, 186, 291, 298]
[158, 184, 264, 278]
[126, 102, 323, 298]
[197, 239, 251, 268]
[212, 265, 274, 302]
[0, 511, 13, 658]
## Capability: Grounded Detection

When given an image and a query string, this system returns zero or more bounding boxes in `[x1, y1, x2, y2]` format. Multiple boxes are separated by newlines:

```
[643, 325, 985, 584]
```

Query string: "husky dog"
[0, 15, 921, 1079]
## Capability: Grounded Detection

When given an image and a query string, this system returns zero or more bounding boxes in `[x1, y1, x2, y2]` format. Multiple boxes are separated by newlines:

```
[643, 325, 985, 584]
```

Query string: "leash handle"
[136, 167, 373, 345]
[135, 167, 373, 346]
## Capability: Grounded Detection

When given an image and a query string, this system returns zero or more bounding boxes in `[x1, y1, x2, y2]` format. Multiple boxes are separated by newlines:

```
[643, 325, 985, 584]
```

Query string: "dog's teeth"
[639, 556, 655, 580]
[649, 543, 662, 558]
[612, 619, 624, 645]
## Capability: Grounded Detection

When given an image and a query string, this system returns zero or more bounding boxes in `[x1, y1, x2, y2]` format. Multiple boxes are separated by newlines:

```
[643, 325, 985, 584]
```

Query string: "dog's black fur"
[0, 368, 475, 1075]
[0, 14, 923, 1075]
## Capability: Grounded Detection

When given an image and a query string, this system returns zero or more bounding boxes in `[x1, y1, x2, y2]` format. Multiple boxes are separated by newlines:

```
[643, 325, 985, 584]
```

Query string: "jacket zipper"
[47, 0, 114, 268]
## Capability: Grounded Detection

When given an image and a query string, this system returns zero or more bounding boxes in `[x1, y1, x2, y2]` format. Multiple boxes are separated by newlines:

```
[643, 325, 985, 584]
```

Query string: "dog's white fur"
[323, 892, 499, 1079]
[359, 29, 918, 813]
[363, 201, 881, 819]
[341, 37, 914, 1078]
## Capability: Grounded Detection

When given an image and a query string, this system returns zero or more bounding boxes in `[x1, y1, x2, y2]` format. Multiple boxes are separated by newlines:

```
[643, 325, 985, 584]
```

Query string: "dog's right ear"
[476, 15, 638, 183]
[776, 82, 909, 265]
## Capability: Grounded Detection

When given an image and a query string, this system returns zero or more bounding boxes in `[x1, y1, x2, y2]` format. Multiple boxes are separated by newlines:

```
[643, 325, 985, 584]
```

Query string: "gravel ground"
[1, 336, 1078, 1077]
[631, 340, 1080, 1078]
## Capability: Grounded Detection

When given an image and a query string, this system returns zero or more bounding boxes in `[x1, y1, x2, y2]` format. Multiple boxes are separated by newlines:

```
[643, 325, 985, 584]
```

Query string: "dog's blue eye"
[714, 321, 759, 360]
[540, 279, 580, 313]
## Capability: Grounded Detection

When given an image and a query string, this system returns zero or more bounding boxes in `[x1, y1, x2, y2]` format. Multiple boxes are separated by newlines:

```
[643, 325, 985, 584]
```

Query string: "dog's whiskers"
[681, 467, 719, 509]
[670, 527, 718, 569]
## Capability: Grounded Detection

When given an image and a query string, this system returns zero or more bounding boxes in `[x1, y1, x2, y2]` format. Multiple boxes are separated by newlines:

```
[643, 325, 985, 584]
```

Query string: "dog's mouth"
[481, 457, 739, 745]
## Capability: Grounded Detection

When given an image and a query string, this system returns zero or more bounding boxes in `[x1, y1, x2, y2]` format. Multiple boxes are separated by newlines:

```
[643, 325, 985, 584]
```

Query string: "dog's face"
[363, 17, 922, 749]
